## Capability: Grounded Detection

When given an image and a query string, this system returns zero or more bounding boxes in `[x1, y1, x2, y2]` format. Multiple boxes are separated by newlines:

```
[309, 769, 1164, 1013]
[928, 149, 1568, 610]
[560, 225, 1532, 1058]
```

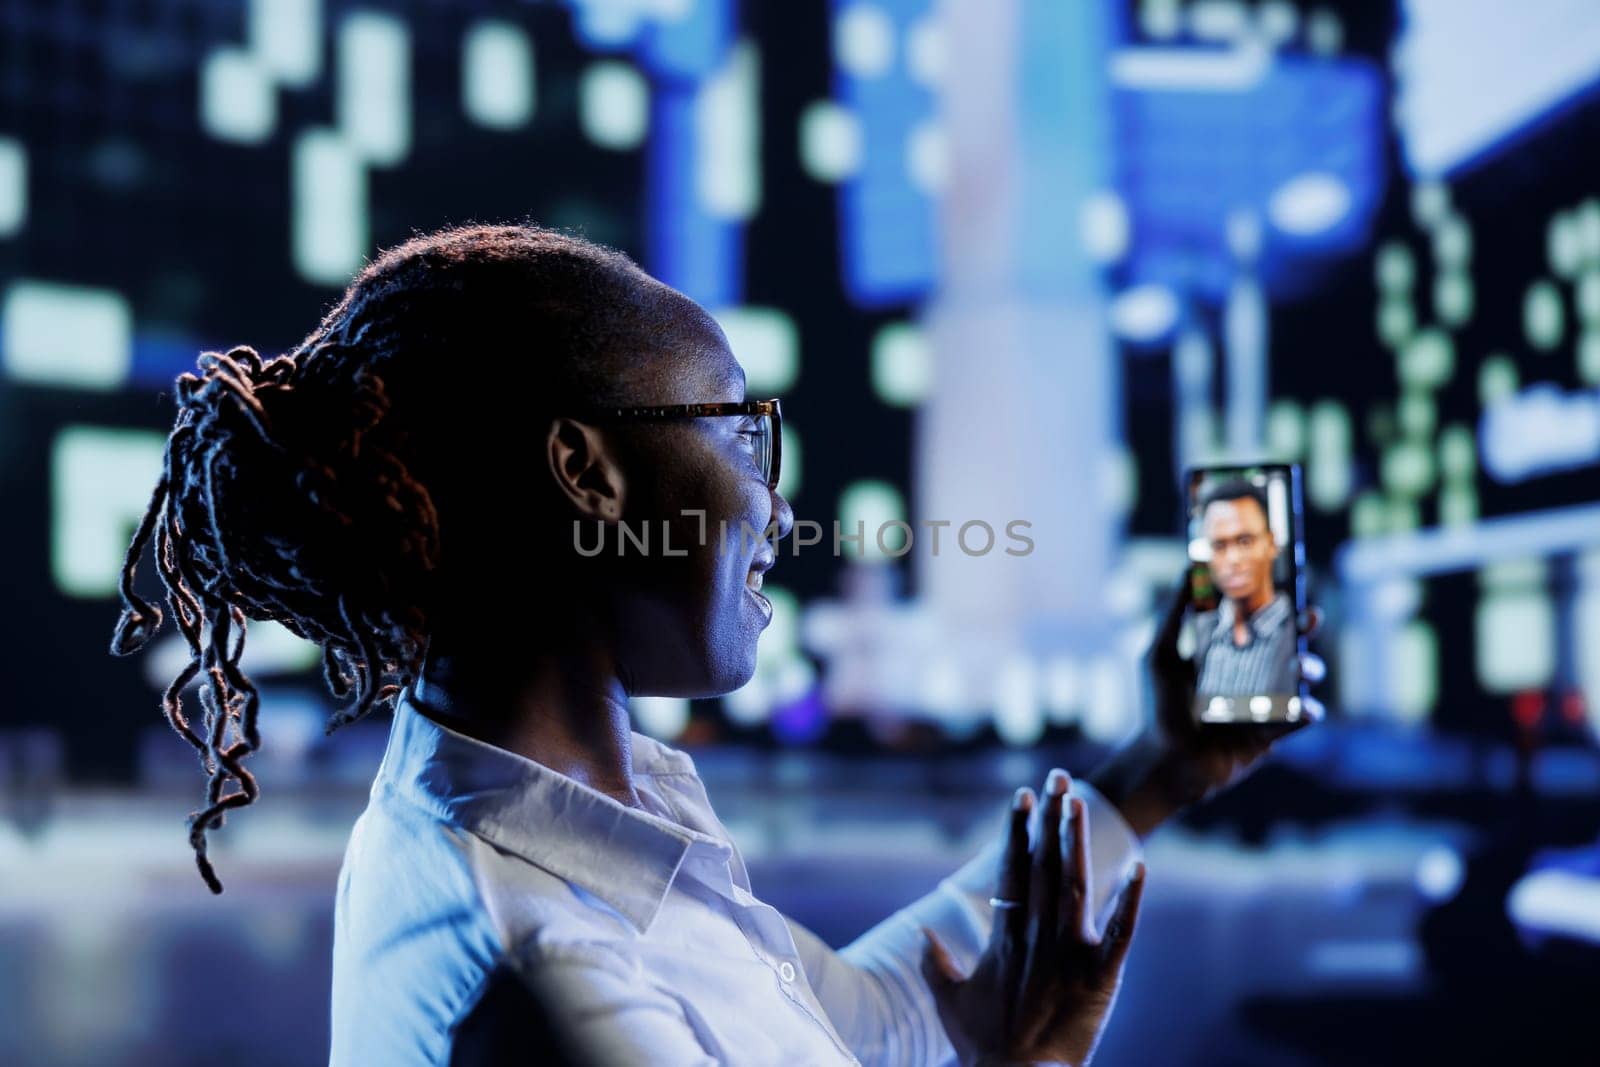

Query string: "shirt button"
[778, 961, 797, 983]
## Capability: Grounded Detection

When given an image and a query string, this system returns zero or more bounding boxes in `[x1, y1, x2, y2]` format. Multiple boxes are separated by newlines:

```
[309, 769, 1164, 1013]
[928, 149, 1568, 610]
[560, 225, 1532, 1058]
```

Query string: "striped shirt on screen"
[1195, 590, 1299, 697]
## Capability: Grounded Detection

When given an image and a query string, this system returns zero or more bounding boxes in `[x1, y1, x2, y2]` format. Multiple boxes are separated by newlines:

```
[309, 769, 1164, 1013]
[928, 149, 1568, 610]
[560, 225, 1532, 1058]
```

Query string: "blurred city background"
[3, 0, 1599, 1063]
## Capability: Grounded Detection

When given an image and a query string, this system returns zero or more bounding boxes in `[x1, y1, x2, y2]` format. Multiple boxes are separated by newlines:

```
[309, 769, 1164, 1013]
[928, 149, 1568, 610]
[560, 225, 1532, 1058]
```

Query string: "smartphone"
[1182, 463, 1308, 725]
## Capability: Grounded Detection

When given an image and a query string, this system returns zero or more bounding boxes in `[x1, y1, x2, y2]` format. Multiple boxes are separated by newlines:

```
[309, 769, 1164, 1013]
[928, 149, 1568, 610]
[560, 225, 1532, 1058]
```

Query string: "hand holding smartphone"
[1182, 463, 1309, 726]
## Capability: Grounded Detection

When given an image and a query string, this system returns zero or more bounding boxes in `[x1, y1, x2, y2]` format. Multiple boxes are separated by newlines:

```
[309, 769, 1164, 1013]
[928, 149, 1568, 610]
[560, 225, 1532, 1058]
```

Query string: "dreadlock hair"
[111, 222, 702, 893]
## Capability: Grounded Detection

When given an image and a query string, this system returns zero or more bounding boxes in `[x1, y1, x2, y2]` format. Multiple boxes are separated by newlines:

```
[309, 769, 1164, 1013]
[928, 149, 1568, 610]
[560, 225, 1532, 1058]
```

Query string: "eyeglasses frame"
[577, 399, 783, 491]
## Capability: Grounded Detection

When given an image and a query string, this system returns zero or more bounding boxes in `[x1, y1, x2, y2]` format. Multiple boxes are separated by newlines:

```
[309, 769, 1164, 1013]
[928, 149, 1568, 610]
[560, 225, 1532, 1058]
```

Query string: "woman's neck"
[411, 637, 644, 809]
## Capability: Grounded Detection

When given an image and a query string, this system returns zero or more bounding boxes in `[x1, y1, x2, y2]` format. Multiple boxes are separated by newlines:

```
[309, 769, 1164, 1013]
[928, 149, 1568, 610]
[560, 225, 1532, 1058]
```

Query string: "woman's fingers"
[1059, 796, 1089, 944]
[920, 927, 966, 1016]
[1024, 770, 1069, 987]
[1299, 651, 1327, 686]
[998, 787, 1034, 902]
[922, 927, 965, 986]
[1297, 605, 1323, 638]
[1097, 863, 1147, 976]
[988, 786, 1035, 960]
[1151, 578, 1193, 670]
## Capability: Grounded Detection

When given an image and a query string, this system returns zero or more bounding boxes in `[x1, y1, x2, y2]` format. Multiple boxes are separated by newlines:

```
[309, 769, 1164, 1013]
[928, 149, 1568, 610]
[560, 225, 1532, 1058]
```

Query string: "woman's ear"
[546, 417, 626, 522]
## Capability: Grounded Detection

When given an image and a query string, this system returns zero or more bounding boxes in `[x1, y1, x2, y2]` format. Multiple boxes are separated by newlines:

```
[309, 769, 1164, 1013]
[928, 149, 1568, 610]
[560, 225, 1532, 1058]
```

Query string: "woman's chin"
[712, 643, 762, 696]
[718, 649, 761, 695]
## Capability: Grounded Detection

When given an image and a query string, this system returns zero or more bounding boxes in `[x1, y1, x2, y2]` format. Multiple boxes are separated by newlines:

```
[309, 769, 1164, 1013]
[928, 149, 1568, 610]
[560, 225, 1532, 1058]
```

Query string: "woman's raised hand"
[921, 770, 1145, 1067]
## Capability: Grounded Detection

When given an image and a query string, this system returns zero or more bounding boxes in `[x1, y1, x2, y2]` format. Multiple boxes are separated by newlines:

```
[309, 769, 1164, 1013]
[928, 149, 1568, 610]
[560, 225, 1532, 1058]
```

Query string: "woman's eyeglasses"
[582, 399, 782, 491]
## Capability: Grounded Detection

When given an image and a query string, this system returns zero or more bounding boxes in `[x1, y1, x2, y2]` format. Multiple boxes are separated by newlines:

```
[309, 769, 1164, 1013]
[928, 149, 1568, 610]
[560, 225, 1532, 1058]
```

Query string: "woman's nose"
[770, 487, 795, 543]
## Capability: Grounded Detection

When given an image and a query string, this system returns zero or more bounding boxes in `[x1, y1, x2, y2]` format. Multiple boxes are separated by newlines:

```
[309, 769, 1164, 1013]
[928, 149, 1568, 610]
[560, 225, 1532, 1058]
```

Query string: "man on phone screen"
[1193, 480, 1299, 698]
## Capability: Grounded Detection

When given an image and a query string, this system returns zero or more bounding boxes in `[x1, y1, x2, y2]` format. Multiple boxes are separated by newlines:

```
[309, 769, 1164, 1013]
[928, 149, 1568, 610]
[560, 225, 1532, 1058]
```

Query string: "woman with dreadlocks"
[111, 223, 1310, 1066]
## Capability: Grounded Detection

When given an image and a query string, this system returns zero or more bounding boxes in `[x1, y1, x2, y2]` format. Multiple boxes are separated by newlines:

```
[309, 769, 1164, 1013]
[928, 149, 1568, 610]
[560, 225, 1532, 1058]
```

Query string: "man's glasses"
[582, 399, 783, 491]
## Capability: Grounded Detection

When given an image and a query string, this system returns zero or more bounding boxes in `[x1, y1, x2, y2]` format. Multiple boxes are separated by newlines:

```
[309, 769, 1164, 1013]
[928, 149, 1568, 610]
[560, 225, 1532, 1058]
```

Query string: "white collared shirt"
[330, 693, 1142, 1066]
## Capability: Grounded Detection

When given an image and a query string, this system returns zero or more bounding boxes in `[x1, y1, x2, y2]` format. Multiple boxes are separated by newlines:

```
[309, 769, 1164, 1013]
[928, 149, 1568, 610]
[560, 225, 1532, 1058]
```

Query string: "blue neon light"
[641, 0, 732, 81]
[648, 85, 743, 307]
[1396, 0, 1600, 178]
[561, 0, 742, 306]
[832, 0, 939, 309]
[1112, 55, 1386, 300]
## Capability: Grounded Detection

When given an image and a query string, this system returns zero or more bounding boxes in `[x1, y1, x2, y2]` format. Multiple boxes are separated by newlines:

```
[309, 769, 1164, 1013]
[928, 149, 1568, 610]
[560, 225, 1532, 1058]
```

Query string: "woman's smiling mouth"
[746, 549, 775, 621]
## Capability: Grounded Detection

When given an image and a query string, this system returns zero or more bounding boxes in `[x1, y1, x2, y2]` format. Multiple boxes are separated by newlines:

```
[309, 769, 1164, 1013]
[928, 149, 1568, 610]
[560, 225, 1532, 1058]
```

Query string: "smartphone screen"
[1184, 463, 1308, 725]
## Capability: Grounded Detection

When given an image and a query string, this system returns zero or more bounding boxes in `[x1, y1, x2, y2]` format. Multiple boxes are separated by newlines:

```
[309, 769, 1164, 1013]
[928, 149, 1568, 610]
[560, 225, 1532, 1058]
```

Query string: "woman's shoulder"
[342, 779, 641, 948]
[330, 795, 506, 1066]
[331, 786, 640, 1061]
[334, 788, 501, 950]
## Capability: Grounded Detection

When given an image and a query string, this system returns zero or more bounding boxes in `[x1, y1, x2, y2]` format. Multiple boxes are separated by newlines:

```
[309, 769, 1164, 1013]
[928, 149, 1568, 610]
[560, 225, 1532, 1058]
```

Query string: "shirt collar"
[1215, 590, 1291, 640]
[375, 690, 727, 934]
